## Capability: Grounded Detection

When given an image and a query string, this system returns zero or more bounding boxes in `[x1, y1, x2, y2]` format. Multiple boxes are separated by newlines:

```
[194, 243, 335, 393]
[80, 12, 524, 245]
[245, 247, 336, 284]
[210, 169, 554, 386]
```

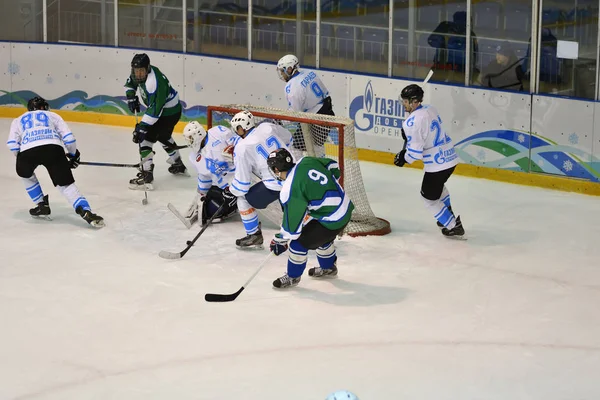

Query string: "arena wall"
[1, 42, 598, 195]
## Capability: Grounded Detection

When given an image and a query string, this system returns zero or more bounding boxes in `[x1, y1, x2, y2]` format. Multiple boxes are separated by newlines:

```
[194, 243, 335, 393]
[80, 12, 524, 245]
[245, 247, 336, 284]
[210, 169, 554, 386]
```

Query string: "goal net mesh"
[207, 104, 391, 237]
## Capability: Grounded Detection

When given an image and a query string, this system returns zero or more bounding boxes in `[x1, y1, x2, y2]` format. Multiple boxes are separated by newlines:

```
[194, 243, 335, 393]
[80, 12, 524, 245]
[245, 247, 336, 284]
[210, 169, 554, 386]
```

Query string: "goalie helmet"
[27, 96, 49, 111]
[267, 148, 295, 181]
[131, 53, 151, 84]
[277, 54, 300, 82]
[399, 84, 424, 103]
[230, 110, 255, 136]
[325, 390, 359, 400]
[183, 121, 208, 153]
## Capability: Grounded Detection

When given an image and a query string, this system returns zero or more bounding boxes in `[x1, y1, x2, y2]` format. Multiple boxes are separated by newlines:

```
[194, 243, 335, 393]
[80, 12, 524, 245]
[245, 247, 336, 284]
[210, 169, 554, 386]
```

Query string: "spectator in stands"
[479, 41, 524, 91]
[428, 11, 478, 79]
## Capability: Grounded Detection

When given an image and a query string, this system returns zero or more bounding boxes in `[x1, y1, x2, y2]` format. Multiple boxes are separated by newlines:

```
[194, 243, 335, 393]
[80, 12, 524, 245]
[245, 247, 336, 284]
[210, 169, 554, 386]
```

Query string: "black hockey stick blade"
[158, 203, 226, 260]
[80, 161, 139, 168]
[205, 287, 245, 302]
[204, 252, 273, 302]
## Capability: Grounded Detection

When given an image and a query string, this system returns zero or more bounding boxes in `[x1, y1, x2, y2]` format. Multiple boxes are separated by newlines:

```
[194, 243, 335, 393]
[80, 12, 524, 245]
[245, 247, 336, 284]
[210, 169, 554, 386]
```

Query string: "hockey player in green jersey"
[266, 148, 354, 289]
[125, 53, 187, 190]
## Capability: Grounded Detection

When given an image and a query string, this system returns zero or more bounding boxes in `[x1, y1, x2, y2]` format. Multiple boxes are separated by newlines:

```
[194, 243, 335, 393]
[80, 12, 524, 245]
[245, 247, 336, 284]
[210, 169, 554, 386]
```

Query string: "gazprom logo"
[365, 81, 373, 113]
[349, 80, 408, 137]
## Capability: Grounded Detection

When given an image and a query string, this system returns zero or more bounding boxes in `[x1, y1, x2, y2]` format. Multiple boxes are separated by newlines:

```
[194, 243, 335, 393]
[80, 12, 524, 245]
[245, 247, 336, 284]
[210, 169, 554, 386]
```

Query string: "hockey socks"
[58, 183, 91, 212]
[287, 240, 308, 278]
[22, 175, 45, 204]
[316, 241, 336, 269]
[422, 194, 456, 229]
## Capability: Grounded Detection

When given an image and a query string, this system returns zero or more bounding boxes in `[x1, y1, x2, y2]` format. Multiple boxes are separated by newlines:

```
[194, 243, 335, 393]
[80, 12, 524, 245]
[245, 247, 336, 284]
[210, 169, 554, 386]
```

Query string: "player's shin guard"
[58, 183, 91, 212]
[440, 185, 451, 209]
[287, 240, 309, 278]
[22, 175, 45, 204]
[237, 197, 260, 235]
[422, 195, 456, 229]
[316, 241, 336, 269]
[162, 138, 181, 164]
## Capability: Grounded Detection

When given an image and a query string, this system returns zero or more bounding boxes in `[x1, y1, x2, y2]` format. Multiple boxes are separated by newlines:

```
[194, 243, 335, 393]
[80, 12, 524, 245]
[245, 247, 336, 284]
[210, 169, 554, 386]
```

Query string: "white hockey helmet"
[277, 54, 300, 81]
[325, 390, 359, 400]
[230, 110, 256, 136]
[183, 121, 207, 153]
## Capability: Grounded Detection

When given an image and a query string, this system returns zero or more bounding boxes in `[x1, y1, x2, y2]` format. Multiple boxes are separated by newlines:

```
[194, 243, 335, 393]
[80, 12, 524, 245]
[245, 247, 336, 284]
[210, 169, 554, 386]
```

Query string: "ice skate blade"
[90, 220, 106, 229]
[31, 215, 52, 221]
[443, 234, 467, 241]
[129, 183, 154, 191]
[235, 244, 265, 251]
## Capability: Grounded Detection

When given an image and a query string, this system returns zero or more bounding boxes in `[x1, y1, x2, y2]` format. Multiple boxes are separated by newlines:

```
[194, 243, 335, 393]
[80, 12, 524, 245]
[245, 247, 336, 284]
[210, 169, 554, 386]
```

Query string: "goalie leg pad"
[287, 240, 309, 278]
[201, 186, 237, 223]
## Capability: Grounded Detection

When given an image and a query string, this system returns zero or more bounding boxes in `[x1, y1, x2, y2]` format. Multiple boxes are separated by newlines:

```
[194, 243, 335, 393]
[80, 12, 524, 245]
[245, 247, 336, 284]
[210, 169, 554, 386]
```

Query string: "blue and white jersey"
[285, 70, 330, 113]
[230, 122, 294, 196]
[402, 105, 459, 173]
[187, 125, 236, 195]
[8, 110, 77, 155]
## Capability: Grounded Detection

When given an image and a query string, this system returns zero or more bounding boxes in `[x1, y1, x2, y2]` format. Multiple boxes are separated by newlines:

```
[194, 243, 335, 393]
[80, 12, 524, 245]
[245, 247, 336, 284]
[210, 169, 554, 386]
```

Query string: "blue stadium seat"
[474, 2, 501, 31]
[362, 27, 388, 61]
[504, 5, 531, 38]
[392, 30, 408, 64]
[253, 20, 281, 51]
[335, 25, 357, 59]
[307, 23, 334, 56]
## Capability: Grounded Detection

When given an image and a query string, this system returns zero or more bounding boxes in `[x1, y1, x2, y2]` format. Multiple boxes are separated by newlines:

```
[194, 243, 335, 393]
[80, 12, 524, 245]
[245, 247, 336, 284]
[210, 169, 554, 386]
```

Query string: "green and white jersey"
[124, 65, 181, 127]
[279, 157, 354, 240]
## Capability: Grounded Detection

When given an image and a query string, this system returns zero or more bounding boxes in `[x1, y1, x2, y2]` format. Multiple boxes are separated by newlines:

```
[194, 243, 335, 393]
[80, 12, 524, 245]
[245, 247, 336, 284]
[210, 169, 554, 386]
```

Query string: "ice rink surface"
[1, 119, 599, 400]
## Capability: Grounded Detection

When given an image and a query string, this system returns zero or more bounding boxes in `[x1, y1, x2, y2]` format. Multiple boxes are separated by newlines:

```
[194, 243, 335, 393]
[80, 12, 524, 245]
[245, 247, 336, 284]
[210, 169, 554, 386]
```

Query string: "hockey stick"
[80, 161, 139, 168]
[167, 202, 192, 229]
[422, 69, 434, 85]
[134, 110, 149, 206]
[205, 252, 274, 302]
[158, 203, 226, 260]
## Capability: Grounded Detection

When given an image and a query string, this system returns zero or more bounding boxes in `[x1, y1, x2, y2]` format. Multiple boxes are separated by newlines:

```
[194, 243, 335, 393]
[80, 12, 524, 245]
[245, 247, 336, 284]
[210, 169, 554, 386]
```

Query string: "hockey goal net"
[207, 104, 391, 237]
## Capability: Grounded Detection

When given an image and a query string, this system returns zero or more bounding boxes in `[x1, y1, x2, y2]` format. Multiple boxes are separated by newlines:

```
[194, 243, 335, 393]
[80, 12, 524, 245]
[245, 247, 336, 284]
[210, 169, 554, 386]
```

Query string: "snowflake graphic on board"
[563, 160, 573, 172]
[265, 94, 273, 102]
[538, 159, 545, 167]
[554, 154, 558, 160]
[46, 76, 53, 84]
[195, 82, 203, 92]
[568, 133, 579, 145]
[517, 133, 525, 143]
[74, 73, 80, 80]
[8, 62, 20, 75]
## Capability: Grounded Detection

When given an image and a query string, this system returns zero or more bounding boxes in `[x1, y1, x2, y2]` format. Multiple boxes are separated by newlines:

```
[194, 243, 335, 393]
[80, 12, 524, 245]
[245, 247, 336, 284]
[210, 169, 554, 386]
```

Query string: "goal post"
[207, 104, 391, 237]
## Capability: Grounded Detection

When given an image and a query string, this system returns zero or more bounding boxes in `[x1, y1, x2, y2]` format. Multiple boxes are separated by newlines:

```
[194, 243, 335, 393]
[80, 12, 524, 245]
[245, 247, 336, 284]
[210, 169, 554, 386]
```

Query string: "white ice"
[1, 119, 599, 400]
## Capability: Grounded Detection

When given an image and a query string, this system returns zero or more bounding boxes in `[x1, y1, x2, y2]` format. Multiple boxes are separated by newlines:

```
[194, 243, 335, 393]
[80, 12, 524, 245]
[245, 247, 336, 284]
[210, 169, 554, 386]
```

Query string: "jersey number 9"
[308, 169, 328, 185]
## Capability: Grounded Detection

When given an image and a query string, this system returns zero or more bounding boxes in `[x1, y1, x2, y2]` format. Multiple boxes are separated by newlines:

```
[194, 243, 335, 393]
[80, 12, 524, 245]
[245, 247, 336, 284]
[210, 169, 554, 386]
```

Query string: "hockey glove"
[127, 95, 141, 114]
[67, 149, 81, 169]
[394, 149, 407, 167]
[222, 187, 237, 208]
[132, 123, 149, 144]
[270, 233, 289, 256]
[185, 192, 204, 225]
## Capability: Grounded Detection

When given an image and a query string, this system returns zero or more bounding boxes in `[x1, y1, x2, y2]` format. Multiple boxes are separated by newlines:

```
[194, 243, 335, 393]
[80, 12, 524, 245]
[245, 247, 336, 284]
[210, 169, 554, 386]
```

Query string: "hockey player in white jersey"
[6, 97, 104, 228]
[221, 110, 295, 249]
[277, 54, 334, 153]
[182, 121, 238, 225]
[394, 84, 465, 238]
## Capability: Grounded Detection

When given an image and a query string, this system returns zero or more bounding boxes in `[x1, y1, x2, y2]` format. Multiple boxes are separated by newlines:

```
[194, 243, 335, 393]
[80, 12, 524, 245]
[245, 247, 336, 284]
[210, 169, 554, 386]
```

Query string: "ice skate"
[29, 194, 51, 221]
[308, 262, 338, 278]
[168, 157, 189, 176]
[76, 206, 105, 229]
[129, 165, 154, 191]
[441, 216, 466, 239]
[235, 230, 264, 250]
[272, 274, 301, 289]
